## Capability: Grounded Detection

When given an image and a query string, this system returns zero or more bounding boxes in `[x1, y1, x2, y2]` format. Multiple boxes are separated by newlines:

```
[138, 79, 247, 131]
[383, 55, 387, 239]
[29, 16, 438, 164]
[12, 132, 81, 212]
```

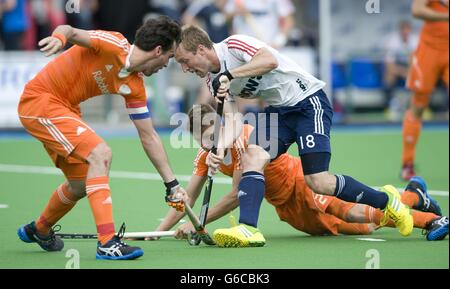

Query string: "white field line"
[356, 238, 386, 242]
[0, 163, 232, 184]
[0, 163, 448, 197]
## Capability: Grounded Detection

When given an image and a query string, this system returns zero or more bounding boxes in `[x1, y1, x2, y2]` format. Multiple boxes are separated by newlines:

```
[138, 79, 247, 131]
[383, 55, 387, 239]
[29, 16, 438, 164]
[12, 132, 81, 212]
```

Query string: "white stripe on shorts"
[38, 118, 74, 153]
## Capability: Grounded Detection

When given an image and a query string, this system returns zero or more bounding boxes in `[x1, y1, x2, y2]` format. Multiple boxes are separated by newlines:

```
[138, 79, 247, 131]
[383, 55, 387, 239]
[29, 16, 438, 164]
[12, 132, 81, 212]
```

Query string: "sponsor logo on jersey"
[240, 76, 262, 97]
[92, 70, 110, 95]
[296, 78, 308, 92]
[76, 126, 87, 136]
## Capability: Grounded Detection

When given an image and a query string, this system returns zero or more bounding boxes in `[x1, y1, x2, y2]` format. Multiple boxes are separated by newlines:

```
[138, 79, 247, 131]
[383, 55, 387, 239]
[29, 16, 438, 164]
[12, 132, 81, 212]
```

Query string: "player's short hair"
[135, 15, 181, 52]
[188, 103, 216, 135]
[180, 25, 214, 53]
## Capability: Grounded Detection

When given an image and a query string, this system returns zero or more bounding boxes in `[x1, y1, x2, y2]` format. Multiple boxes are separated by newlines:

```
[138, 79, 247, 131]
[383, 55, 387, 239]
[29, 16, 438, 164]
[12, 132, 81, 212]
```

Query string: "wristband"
[164, 179, 179, 191]
[52, 33, 67, 47]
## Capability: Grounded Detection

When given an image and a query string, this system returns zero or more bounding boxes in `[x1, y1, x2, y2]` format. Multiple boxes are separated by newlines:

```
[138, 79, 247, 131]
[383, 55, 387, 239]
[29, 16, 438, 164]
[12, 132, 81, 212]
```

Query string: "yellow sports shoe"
[380, 185, 414, 237]
[213, 224, 266, 248]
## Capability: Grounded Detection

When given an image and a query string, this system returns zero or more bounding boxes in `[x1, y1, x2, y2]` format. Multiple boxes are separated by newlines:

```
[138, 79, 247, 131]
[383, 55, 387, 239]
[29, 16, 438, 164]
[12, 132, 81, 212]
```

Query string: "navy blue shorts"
[248, 89, 333, 174]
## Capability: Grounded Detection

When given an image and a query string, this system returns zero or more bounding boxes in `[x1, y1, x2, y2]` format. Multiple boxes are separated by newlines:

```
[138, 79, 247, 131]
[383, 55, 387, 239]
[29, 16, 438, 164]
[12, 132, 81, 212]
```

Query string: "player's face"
[193, 125, 215, 151]
[400, 23, 412, 41]
[175, 44, 210, 78]
[139, 43, 176, 76]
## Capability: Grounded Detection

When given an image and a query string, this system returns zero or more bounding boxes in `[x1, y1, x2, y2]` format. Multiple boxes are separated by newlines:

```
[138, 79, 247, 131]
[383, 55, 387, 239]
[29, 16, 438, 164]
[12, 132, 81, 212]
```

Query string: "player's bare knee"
[67, 180, 86, 199]
[304, 173, 334, 196]
[242, 145, 270, 172]
[87, 142, 113, 168]
[412, 106, 425, 118]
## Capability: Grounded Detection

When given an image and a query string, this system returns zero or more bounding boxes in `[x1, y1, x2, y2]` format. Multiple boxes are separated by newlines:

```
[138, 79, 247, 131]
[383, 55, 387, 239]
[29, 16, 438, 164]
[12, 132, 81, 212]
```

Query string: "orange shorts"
[407, 41, 449, 107]
[18, 90, 103, 180]
[274, 176, 344, 236]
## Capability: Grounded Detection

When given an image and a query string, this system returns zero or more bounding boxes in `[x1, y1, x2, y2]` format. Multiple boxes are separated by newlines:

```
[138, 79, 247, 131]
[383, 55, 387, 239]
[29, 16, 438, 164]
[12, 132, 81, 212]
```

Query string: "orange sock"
[402, 109, 422, 166]
[36, 183, 80, 235]
[401, 191, 420, 208]
[364, 206, 390, 226]
[86, 176, 115, 245]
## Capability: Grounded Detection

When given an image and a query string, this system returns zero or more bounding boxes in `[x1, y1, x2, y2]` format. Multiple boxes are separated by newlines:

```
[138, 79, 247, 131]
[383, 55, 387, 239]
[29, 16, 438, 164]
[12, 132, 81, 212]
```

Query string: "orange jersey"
[192, 125, 372, 236]
[20, 30, 149, 119]
[193, 124, 311, 207]
[192, 124, 342, 235]
[419, 0, 449, 50]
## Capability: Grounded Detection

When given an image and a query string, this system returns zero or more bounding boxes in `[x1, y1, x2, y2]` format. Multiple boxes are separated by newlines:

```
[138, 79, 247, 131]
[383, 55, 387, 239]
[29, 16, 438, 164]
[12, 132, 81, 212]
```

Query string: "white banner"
[0, 52, 51, 128]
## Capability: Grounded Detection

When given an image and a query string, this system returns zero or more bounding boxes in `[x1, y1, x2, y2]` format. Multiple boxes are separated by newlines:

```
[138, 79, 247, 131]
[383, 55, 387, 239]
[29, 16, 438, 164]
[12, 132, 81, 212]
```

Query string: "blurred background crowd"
[0, 0, 448, 128]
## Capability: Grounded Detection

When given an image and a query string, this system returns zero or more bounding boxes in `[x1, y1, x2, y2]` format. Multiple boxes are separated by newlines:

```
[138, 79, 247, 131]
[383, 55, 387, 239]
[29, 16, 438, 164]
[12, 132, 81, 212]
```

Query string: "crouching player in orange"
[156, 104, 448, 246]
[17, 16, 188, 260]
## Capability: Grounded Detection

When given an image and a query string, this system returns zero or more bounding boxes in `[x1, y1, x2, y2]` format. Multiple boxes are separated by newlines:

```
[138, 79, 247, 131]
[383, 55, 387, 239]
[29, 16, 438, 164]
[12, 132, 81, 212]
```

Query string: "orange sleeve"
[193, 149, 209, 176]
[121, 75, 150, 120]
[87, 30, 129, 55]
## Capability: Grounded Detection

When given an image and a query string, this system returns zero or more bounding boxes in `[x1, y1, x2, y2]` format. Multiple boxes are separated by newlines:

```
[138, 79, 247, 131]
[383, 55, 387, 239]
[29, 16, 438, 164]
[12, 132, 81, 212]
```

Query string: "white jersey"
[384, 32, 419, 65]
[224, 0, 294, 45]
[207, 35, 326, 107]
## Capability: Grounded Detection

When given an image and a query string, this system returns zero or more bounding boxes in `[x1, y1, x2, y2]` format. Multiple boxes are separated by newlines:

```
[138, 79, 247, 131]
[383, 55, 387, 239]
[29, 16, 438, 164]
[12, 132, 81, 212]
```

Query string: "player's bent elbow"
[263, 53, 278, 71]
[258, 48, 278, 71]
[268, 57, 279, 70]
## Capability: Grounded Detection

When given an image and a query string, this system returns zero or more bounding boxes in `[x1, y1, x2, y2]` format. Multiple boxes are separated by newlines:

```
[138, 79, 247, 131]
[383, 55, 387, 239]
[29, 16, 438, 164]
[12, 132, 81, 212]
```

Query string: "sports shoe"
[96, 223, 143, 260]
[380, 185, 414, 237]
[17, 221, 64, 252]
[405, 176, 442, 216]
[401, 163, 416, 181]
[213, 224, 265, 248]
[423, 216, 449, 241]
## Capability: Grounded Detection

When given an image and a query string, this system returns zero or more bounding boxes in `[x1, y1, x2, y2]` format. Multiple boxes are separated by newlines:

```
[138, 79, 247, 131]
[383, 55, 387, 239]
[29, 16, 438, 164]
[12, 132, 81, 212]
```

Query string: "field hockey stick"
[201, 94, 226, 221]
[235, 0, 265, 41]
[188, 92, 226, 246]
[184, 201, 216, 246]
[56, 231, 175, 240]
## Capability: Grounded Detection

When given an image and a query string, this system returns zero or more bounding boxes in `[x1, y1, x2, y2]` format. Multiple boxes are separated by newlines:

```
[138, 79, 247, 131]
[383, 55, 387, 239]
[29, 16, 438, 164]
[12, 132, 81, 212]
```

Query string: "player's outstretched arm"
[38, 25, 92, 56]
[132, 117, 189, 210]
[412, 0, 449, 21]
[133, 118, 177, 182]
